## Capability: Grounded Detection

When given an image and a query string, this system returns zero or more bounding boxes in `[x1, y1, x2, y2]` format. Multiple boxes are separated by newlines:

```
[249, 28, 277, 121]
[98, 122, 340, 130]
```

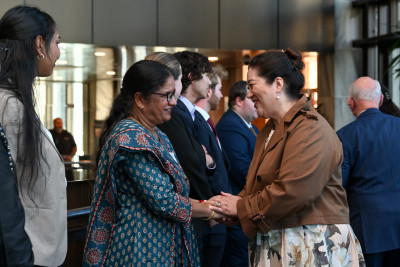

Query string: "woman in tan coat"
[210, 48, 365, 266]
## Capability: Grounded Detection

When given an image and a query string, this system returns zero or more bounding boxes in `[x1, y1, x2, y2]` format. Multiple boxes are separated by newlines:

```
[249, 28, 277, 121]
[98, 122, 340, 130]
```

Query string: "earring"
[276, 93, 280, 100]
[140, 106, 144, 110]
[37, 53, 45, 61]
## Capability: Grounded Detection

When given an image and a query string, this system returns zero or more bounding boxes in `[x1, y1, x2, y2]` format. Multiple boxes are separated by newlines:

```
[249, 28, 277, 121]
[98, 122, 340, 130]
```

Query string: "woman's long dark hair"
[0, 6, 56, 203]
[97, 60, 173, 162]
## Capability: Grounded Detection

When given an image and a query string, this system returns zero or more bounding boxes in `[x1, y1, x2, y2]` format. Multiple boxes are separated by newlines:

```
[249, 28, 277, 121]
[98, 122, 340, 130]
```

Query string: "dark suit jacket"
[194, 110, 232, 256]
[216, 109, 259, 195]
[158, 99, 213, 200]
[337, 108, 400, 254]
[194, 110, 232, 195]
[0, 125, 34, 266]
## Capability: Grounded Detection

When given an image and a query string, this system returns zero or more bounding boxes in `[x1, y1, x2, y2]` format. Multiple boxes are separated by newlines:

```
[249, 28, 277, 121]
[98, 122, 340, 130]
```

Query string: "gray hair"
[349, 79, 381, 105]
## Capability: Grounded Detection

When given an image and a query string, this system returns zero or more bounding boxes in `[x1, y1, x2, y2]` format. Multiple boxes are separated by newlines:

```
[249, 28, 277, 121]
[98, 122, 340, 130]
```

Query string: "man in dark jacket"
[337, 76, 400, 267]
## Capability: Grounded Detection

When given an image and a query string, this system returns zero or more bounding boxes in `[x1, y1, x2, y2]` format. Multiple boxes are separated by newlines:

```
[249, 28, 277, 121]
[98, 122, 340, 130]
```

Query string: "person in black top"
[49, 118, 77, 180]
[0, 123, 34, 266]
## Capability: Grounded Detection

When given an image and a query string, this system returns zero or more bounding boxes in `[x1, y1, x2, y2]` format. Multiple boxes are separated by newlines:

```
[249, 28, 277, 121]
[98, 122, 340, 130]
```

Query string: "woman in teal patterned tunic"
[83, 60, 221, 266]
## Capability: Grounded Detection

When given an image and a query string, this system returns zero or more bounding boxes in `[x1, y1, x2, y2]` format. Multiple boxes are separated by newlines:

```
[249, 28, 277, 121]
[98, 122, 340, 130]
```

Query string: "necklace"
[127, 116, 159, 141]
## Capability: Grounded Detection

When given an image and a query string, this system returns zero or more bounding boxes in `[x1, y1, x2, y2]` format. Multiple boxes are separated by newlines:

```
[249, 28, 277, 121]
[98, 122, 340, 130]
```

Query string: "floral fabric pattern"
[83, 119, 199, 266]
[249, 224, 365, 267]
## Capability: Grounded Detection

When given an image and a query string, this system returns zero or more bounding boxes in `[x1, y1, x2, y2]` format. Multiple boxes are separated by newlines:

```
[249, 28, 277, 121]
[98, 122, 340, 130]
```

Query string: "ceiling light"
[208, 56, 218, 62]
[94, 52, 106, 57]
[106, 71, 116, 76]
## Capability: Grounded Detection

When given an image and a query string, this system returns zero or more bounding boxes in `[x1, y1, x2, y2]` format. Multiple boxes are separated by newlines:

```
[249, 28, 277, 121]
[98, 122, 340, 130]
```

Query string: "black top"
[49, 129, 76, 155]
[0, 124, 34, 266]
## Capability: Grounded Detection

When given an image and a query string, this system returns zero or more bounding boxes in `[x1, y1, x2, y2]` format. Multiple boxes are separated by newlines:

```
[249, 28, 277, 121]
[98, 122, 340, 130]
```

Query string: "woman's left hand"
[208, 192, 241, 217]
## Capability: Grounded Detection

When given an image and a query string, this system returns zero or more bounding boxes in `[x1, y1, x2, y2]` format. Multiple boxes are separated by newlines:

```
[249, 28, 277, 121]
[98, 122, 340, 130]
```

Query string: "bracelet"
[202, 210, 215, 221]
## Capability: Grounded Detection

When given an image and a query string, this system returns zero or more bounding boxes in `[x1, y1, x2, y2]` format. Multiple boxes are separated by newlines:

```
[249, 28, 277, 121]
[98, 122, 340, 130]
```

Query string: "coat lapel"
[246, 96, 312, 191]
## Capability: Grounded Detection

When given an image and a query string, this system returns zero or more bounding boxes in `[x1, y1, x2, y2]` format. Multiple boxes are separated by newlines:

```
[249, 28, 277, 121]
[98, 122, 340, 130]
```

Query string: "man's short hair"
[173, 51, 212, 95]
[228, 81, 248, 108]
[209, 64, 228, 90]
[350, 79, 381, 105]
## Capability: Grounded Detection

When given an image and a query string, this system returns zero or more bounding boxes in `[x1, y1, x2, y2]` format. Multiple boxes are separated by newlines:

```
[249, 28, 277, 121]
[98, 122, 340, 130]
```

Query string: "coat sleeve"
[0, 95, 24, 161]
[0, 132, 34, 267]
[237, 118, 342, 237]
[117, 149, 193, 224]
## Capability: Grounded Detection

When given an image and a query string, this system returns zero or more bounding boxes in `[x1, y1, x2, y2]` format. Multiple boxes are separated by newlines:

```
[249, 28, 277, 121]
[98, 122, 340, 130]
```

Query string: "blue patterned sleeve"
[118, 149, 192, 224]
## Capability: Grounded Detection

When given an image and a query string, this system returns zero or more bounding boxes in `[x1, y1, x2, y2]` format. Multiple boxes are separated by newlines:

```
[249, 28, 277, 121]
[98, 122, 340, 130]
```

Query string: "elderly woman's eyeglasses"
[152, 90, 176, 102]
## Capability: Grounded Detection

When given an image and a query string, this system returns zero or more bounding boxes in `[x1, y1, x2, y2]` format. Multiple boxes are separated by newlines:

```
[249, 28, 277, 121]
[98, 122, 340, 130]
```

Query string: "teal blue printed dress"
[83, 119, 200, 266]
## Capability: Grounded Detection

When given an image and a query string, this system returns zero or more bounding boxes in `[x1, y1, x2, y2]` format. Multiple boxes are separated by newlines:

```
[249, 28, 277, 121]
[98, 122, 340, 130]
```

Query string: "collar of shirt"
[195, 106, 210, 121]
[179, 96, 196, 121]
[232, 109, 253, 128]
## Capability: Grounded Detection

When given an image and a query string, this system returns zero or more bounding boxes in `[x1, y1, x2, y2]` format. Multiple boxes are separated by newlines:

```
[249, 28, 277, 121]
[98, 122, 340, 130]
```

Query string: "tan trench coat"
[237, 95, 349, 239]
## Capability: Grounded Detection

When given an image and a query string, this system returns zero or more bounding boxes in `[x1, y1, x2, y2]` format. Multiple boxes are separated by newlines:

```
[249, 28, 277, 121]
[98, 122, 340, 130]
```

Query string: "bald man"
[337, 77, 400, 267]
[50, 118, 77, 180]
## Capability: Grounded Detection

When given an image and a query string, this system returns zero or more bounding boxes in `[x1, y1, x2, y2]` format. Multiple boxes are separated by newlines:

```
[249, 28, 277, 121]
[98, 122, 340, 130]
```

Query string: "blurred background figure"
[216, 80, 259, 267]
[379, 83, 400, 117]
[50, 117, 77, 180]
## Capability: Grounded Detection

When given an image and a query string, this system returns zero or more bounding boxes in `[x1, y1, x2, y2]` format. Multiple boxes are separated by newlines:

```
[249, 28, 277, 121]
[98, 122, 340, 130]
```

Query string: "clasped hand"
[206, 192, 241, 226]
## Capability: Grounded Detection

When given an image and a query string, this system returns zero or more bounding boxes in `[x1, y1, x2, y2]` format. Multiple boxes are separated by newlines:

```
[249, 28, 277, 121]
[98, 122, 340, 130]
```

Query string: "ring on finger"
[217, 202, 221, 207]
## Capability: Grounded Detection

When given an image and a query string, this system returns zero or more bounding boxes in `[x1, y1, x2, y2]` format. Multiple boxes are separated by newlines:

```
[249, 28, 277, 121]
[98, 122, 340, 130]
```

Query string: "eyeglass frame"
[152, 89, 176, 102]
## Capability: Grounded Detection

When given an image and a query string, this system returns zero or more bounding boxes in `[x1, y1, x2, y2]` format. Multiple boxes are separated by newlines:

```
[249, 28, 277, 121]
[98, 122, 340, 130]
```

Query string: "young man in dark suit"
[194, 64, 232, 266]
[157, 51, 216, 264]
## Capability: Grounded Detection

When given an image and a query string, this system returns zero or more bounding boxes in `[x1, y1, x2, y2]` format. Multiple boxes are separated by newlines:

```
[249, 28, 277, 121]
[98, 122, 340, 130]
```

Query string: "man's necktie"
[207, 117, 218, 139]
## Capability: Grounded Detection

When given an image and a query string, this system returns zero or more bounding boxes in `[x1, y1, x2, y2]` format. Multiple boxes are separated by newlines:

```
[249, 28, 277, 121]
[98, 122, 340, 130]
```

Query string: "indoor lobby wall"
[334, 0, 363, 131]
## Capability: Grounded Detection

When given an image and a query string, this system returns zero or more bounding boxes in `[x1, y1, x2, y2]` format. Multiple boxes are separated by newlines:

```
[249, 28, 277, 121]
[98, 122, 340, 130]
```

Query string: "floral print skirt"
[249, 224, 365, 267]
